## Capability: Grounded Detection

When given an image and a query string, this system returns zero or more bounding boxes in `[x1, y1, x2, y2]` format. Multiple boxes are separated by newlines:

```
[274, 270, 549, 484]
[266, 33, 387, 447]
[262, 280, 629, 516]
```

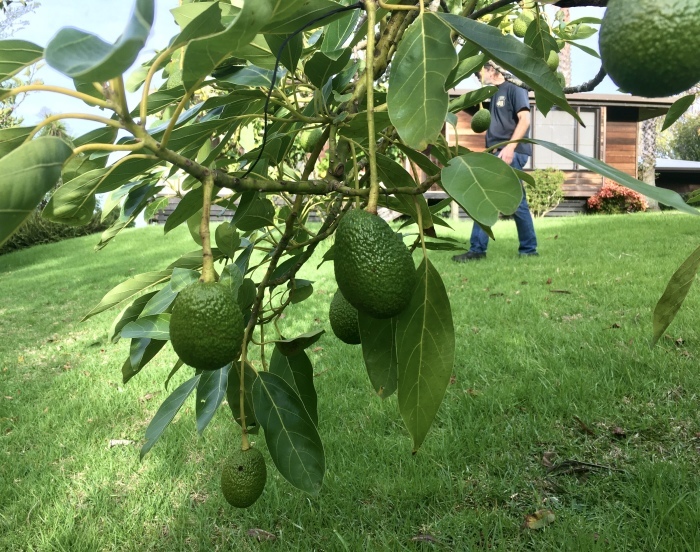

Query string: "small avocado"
[471, 108, 491, 134]
[329, 290, 361, 345]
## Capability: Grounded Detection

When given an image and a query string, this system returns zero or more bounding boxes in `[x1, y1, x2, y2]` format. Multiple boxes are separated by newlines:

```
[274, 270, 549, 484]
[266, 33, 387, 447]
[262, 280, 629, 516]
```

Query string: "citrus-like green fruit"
[298, 128, 323, 153]
[329, 290, 361, 345]
[169, 281, 244, 371]
[546, 49, 559, 71]
[513, 16, 529, 38]
[599, 0, 700, 97]
[334, 209, 416, 319]
[471, 108, 491, 133]
[220, 447, 267, 508]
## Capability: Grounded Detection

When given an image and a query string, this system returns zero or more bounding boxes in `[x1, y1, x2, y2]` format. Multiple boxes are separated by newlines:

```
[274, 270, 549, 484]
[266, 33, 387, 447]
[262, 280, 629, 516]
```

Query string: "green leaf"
[321, 7, 360, 52]
[358, 312, 398, 399]
[140, 283, 177, 317]
[289, 279, 314, 305]
[264, 33, 304, 74]
[215, 222, 240, 258]
[388, 13, 458, 150]
[220, 65, 284, 88]
[395, 143, 440, 177]
[253, 372, 325, 494]
[524, 139, 698, 215]
[0, 127, 32, 159]
[220, 264, 244, 298]
[170, 267, 200, 293]
[448, 86, 498, 113]
[0, 137, 73, 248]
[108, 291, 158, 343]
[274, 330, 325, 357]
[261, 0, 346, 35]
[45, 0, 154, 82]
[375, 153, 433, 228]
[140, 375, 201, 460]
[164, 360, 185, 391]
[195, 364, 230, 435]
[123, 338, 167, 384]
[83, 270, 173, 321]
[73, 125, 119, 149]
[662, 94, 697, 132]
[170, 1, 224, 49]
[440, 152, 523, 227]
[652, 245, 700, 346]
[182, 1, 272, 90]
[186, 210, 203, 246]
[269, 347, 318, 426]
[167, 248, 224, 271]
[0, 39, 43, 82]
[395, 258, 455, 452]
[440, 13, 580, 122]
[237, 278, 257, 312]
[231, 192, 275, 232]
[304, 47, 352, 88]
[227, 361, 258, 432]
[121, 314, 171, 340]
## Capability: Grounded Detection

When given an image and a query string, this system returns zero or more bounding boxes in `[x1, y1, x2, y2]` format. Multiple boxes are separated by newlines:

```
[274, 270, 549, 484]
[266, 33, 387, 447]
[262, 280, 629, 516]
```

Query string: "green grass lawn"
[2, 212, 700, 551]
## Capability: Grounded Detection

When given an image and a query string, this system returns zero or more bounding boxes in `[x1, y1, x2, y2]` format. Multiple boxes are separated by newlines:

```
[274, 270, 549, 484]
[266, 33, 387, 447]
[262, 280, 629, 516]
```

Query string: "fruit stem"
[200, 171, 216, 284]
[365, 0, 380, 215]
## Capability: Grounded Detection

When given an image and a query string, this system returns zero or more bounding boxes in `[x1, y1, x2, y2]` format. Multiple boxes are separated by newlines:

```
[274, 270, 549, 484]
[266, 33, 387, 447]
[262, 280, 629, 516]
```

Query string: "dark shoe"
[452, 251, 486, 262]
[519, 252, 539, 257]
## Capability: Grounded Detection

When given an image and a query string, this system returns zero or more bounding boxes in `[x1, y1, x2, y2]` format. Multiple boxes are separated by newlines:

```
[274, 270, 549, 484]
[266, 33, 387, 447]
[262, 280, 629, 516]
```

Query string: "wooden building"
[443, 92, 674, 215]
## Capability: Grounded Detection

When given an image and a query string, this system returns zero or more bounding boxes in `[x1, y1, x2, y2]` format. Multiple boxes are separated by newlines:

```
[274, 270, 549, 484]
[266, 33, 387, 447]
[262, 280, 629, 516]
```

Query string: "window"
[529, 107, 599, 170]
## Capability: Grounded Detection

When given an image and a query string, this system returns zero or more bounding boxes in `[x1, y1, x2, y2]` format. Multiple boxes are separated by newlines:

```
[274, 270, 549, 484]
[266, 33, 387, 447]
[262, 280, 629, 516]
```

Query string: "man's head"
[479, 62, 505, 85]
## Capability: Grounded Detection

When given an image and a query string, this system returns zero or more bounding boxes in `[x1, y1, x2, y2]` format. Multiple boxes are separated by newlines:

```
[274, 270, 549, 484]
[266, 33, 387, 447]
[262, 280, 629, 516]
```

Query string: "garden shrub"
[526, 168, 565, 217]
[587, 179, 648, 214]
[0, 210, 120, 255]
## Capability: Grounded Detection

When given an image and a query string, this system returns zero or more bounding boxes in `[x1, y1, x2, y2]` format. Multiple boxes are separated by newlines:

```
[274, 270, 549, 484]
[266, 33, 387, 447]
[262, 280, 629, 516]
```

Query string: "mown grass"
[1, 212, 700, 551]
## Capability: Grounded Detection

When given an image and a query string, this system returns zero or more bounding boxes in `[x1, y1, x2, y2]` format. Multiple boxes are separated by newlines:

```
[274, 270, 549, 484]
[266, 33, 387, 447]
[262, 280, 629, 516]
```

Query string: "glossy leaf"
[321, 7, 360, 52]
[195, 364, 230, 435]
[440, 13, 579, 121]
[0, 127, 32, 159]
[0, 137, 73, 248]
[214, 222, 240, 257]
[140, 375, 201, 460]
[227, 361, 259, 432]
[388, 13, 458, 150]
[123, 338, 166, 384]
[524, 139, 698, 215]
[269, 347, 318, 426]
[652, 245, 700, 345]
[45, 0, 154, 82]
[253, 371, 325, 494]
[220, 264, 244, 298]
[661, 94, 697, 132]
[108, 291, 158, 343]
[182, 1, 271, 90]
[274, 330, 325, 357]
[121, 314, 171, 340]
[169, 267, 200, 293]
[83, 270, 173, 321]
[441, 152, 523, 227]
[395, 258, 455, 452]
[358, 312, 398, 399]
[138, 284, 176, 317]
[231, 192, 275, 232]
[0, 39, 43, 81]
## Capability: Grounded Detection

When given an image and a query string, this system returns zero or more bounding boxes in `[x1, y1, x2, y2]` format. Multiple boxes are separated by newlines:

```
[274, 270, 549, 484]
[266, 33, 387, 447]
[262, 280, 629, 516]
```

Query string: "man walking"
[452, 63, 538, 262]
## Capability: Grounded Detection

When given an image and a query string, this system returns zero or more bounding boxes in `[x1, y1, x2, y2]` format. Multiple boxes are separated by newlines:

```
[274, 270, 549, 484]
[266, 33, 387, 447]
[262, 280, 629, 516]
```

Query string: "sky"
[8, 1, 615, 138]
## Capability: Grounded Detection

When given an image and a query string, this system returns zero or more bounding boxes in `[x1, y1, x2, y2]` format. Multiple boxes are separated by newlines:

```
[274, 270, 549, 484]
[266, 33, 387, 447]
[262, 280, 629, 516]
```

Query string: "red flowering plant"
[587, 179, 649, 214]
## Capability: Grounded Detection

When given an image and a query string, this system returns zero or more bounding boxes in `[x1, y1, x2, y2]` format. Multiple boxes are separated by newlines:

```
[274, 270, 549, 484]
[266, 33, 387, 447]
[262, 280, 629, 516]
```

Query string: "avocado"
[333, 209, 416, 319]
[329, 289, 361, 344]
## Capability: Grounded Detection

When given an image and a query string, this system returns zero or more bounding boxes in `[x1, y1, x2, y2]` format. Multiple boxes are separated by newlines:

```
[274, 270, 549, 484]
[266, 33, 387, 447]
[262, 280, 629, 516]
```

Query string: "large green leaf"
[83, 270, 173, 321]
[45, 0, 154, 82]
[448, 86, 498, 113]
[261, 0, 346, 35]
[170, 1, 224, 49]
[227, 361, 258, 432]
[304, 47, 351, 88]
[0, 137, 73, 248]
[661, 94, 697, 132]
[264, 33, 304, 73]
[0, 127, 33, 159]
[140, 375, 201, 460]
[375, 153, 433, 229]
[320, 7, 360, 52]
[108, 291, 158, 343]
[195, 364, 230, 435]
[388, 13, 458, 150]
[253, 371, 325, 494]
[231, 192, 275, 232]
[358, 312, 398, 399]
[0, 39, 43, 82]
[440, 152, 523, 227]
[121, 314, 171, 340]
[652, 245, 700, 346]
[269, 347, 318, 426]
[122, 337, 166, 384]
[395, 258, 455, 452]
[440, 13, 579, 121]
[524, 139, 698, 215]
[182, 1, 272, 90]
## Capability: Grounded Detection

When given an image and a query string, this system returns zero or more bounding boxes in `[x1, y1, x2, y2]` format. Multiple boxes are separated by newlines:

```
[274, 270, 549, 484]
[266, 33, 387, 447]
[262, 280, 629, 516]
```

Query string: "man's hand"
[498, 144, 516, 166]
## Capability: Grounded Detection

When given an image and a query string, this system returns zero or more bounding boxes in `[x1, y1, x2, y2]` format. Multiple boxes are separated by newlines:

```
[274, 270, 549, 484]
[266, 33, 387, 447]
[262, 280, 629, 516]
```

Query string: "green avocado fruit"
[220, 447, 267, 508]
[298, 128, 323, 153]
[329, 289, 361, 345]
[169, 281, 244, 371]
[471, 108, 491, 134]
[599, 0, 700, 97]
[334, 209, 416, 319]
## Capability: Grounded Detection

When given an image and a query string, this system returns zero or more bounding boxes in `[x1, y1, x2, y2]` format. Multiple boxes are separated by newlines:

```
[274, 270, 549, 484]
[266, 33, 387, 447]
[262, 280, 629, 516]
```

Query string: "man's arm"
[498, 109, 530, 166]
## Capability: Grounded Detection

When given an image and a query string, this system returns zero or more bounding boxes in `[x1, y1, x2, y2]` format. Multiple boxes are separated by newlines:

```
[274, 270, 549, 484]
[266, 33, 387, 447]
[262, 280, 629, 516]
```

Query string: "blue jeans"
[469, 152, 538, 255]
